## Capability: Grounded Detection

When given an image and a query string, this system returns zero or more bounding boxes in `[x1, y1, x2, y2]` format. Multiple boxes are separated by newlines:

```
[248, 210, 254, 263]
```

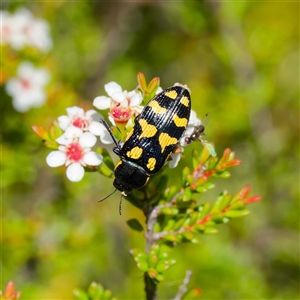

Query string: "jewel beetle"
[99, 83, 191, 214]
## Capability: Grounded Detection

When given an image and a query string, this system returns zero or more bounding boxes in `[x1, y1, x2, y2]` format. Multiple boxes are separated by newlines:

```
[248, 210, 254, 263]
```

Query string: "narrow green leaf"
[173, 218, 186, 230]
[126, 219, 144, 232]
[182, 231, 194, 241]
[137, 72, 147, 91]
[199, 202, 211, 219]
[155, 273, 165, 282]
[203, 227, 218, 235]
[156, 261, 170, 272]
[211, 212, 225, 223]
[44, 141, 59, 149]
[73, 289, 89, 300]
[225, 209, 250, 218]
[230, 200, 246, 210]
[97, 163, 114, 178]
[88, 282, 104, 298]
[191, 148, 200, 170]
[163, 234, 177, 242]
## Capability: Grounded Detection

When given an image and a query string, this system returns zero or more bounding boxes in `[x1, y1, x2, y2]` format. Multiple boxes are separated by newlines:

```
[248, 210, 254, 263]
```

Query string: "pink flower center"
[21, 79, 32, 90]
[72, 117, 89, 130]
[110, 106, 131, 124]
[65, 142, 84, 162]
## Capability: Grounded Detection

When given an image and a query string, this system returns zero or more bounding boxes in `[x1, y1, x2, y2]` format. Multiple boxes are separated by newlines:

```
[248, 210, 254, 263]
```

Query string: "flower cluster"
[5, 62, 50, 112]
[0, 8, 52, 52]
[46, 107, 110, 182]
[93, 81, 143, 126]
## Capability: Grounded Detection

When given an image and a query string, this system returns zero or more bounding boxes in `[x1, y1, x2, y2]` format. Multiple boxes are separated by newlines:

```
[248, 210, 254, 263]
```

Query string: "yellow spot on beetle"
[173, 115, 188, 127]
[139, 119, 157, 139]
[180, 96, 189, 107]
[114, 160, 123, 170]
[159, 132, 177, 153]
[126, 146, 143, 159]
[165, 90, 178, 99]
[148, 101, 167, 114]
[147, 157, 156, 171]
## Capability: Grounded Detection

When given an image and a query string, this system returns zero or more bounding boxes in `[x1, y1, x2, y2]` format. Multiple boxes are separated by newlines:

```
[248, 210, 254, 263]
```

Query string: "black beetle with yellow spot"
[100, 83, 191, 214]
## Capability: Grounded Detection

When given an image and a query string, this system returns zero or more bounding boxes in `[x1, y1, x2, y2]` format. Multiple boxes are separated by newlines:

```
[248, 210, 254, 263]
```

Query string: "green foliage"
[74, 282, 116, 300]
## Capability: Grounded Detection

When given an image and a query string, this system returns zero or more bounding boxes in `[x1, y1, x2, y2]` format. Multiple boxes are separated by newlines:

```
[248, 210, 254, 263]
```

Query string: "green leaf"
[31, 125, 50, 140]
[97, 163, 114, 178]
[148, 77, 160, 95]
[148, 254, 159, 268]
[126, 219, 144, 232]
[230, 200, 246, 210]
[199, 202, 211, 219]
[182, 167, 191, 185]
[183, 187, 192, 201]
[203, 227, 218, 235]
[163, 234, 177, 242]
[102, 289, 113, 299]
[137, 72, 147, 91]
[163, 185, 179, 202]
[49, 120, 63, 141]
[137, 261, 149, 272]
[74, 289, 89, 300]
[182, 231, 194, 241]
[225, 209, 250, 218]
[173, 218, 186, 230]
[192, 148, 200, 170]
[156, 261, 170, 272]
[88, 282, 104, 298]
[155, 273, 165, 282]
[215, 171, 231, 178]
[44, 141, 59, 149]
[211, 212, 225, 223]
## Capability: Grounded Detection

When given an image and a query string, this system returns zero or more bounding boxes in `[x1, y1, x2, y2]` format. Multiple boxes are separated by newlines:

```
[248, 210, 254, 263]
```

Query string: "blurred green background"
[1, 1, 299, 299]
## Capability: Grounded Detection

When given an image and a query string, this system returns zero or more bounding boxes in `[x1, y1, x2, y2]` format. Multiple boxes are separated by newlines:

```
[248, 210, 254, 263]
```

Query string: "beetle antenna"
[100, 118, 119, 147]
[119, 194, 123, 215]
[98, 188, 117, 203]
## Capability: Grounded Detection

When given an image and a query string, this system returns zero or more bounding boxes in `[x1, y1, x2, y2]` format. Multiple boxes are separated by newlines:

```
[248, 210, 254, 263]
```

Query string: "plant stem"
[144, 273, 157, 300]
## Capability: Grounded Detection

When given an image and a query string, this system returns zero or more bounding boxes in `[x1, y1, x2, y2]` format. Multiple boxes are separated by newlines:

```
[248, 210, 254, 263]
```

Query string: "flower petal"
[46, 151, 66, 167]
[111, 91, 126, 103]
[129, 91, 143, 106]
[168, 152, 182, 169]
[57, 115, 70, 130]
[88, 121, 105, 136]
[104, 81, 122, 96]
[66, 163, 84, 182]
[83, 151, 103, 166]
[64, 126, 83, 139]
[56, 134, 73, 146]
[93, 96, 111, 110]
[66, 106, 84, 117]
[79, 132, 97, 148]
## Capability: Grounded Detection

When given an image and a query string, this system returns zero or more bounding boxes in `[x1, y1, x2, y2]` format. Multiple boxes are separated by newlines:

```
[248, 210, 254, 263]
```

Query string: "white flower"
[57, 106, 113, 144]
[5, 62, 50, 112]
[46, 128, 103, 182]
[93, 81, 143, 124]
[0, 8, 52, 52]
